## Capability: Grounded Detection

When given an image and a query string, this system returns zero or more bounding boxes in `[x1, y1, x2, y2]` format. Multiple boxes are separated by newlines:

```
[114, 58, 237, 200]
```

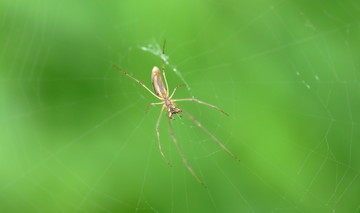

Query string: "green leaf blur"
[1, 0, 359, 212]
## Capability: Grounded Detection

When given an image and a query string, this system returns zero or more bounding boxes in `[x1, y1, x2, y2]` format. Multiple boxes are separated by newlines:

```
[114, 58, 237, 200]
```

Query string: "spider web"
[1, 0, 360, 212]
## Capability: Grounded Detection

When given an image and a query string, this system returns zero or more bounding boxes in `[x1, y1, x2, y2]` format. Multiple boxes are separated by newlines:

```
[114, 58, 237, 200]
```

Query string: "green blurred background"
[1, 0, 359, 212]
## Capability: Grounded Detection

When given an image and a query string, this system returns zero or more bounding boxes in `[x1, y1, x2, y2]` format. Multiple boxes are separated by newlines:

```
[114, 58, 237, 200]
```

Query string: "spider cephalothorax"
[167, 104, 182, 119]
[162, 98, 181, 119]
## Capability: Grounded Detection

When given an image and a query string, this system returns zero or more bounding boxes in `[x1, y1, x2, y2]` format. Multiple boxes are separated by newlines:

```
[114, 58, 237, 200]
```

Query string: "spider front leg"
[182, 110, 239, 162]
[156, 106, 172, 167]
[167, 116, 207, 188]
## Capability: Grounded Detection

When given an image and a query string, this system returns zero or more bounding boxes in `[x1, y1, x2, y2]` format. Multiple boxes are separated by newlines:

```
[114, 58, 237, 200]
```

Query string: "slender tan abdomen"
[151, 66, 168, 98]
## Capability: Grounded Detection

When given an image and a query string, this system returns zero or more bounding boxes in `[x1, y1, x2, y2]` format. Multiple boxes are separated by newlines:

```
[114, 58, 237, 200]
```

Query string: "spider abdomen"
[151, 66, 168, 98]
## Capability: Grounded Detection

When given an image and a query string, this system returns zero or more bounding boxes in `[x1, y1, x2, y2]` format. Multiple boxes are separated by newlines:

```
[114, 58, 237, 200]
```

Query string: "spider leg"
[145, 102, 164, 113]
[113, 65, 161, 100]
[173, 98, 229, 116]
[169, 84, 186, 99]
[156, 106, 172, 167]
[182, 110, 240, 162]
[167, 117, 207, 188]
[161, 40, 170, 93]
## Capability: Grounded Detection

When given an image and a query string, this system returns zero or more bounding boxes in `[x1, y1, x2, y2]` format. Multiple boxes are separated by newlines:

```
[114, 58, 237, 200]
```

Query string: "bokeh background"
[1, 0, 359, 212]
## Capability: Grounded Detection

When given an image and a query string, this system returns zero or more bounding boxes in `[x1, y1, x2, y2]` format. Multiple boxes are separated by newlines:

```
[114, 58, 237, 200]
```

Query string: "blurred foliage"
[1, 0, 360, 212]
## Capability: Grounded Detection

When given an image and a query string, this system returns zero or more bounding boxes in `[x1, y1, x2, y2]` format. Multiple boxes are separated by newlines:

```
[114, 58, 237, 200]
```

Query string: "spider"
[113, 41, 239, 187]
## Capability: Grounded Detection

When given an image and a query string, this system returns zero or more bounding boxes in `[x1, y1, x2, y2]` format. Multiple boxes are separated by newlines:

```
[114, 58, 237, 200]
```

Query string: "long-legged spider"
[113, 41, 239, 187]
